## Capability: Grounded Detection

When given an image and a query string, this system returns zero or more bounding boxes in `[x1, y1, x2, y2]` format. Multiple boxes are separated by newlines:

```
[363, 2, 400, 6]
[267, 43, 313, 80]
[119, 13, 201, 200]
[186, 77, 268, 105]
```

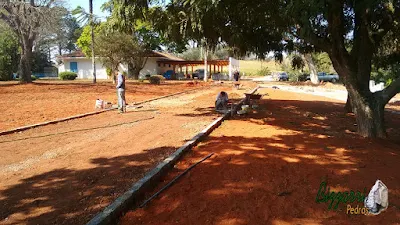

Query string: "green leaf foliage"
[0, 23, 19, 81]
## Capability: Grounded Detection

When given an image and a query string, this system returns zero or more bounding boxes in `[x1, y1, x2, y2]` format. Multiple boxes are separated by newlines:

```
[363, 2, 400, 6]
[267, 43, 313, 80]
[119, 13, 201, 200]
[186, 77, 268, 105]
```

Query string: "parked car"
[272, 72, 289, 81]
[192, 69, 210, 79]
[306, 72, 339, 82]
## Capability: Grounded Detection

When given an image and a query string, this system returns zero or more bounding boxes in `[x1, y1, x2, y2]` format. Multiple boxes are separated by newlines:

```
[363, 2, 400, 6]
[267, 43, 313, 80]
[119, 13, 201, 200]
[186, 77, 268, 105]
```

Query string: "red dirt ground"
[121, 88, 400, 225]
[0, 82, 254, 225]
[0, 80, 207, 131]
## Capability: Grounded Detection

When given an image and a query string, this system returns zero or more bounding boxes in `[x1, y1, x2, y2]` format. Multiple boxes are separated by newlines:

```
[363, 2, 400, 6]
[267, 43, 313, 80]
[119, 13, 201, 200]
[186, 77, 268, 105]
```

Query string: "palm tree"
[89, 0, 96, 83]
[72, 1, 97, 83]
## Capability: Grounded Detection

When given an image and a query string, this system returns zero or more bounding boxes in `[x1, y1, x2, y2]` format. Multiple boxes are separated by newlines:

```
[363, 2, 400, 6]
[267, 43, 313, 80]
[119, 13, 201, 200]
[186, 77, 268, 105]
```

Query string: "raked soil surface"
[0, 82, 256, 225]
[121, 87, 400, 225]
[0, 80, 207, 131]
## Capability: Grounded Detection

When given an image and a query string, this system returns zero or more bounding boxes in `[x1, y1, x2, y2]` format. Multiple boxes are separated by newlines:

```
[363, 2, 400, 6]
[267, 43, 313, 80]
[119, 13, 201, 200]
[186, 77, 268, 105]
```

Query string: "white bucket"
[95, 99, 104, 109]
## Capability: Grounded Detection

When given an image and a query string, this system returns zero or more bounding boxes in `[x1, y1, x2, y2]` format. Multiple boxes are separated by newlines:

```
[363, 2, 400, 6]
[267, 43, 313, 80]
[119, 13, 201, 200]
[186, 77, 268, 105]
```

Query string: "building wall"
[59, 58, 109, 79]
[157, 61, 174, 75]
[139, 58, 159, 76]
[58, 57, 167, 79]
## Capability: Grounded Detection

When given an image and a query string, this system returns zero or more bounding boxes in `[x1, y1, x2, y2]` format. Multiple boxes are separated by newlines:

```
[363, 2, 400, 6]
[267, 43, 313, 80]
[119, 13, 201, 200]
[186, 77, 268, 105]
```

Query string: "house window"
[168, 64, 171, 68]
[70, 62, 78, 73]
[158, 63, 161, 67]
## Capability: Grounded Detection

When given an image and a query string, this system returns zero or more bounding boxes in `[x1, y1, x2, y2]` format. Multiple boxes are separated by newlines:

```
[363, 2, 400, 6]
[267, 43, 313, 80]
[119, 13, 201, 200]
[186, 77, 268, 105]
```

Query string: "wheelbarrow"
[244, 93, 262, 105]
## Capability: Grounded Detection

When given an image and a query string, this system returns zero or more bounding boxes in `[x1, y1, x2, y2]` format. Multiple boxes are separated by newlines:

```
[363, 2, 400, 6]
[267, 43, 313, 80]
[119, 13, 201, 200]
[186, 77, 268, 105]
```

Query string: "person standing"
[116, 71, 126, 113]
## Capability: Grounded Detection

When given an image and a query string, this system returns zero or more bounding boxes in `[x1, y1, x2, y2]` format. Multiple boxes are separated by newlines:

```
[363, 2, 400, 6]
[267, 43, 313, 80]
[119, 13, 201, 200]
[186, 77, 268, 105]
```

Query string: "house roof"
[150, 51, 184, 61]
[156, 60, 229, 66]
[59, 50, 183, 61]
[60, 51, 86, 58]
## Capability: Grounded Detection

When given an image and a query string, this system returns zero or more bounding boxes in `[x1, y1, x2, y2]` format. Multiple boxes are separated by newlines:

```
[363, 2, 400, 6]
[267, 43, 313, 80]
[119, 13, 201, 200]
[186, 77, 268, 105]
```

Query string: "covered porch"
[157, 59, 230, 79]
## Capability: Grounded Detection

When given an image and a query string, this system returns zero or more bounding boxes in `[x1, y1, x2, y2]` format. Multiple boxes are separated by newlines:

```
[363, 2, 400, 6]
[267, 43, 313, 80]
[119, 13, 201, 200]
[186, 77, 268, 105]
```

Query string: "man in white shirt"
[116, 71, 126, 113]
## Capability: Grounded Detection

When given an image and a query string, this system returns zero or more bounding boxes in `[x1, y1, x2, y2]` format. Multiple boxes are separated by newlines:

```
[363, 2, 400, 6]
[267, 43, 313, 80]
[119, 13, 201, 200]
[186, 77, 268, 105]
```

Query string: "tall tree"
[286, 0, 400, 138]
[0, 0, 61, 83]
[164, 0, 400, 138]
[89, 0, 96, 83]
[77, 22, 154, 80]
[72, 2, 98, 83]
[55, 14, 82, 55]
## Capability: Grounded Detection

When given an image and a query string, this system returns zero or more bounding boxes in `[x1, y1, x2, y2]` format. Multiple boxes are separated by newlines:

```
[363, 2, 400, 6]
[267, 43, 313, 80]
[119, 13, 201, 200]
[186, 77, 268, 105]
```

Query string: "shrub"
[106, 68, 112, 77]
[145, 74, 151, 80]
[149, 75, 165, 85]
[17, 75, 38, 81]
[59, 71, 77, 80]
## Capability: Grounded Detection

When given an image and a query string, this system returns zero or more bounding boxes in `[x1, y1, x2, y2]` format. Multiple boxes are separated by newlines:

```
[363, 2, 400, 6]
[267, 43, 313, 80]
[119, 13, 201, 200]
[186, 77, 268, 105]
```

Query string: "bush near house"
[17, 75, 38, 81]
[149, 75, 165, 84]
[59, 72, 78, 80]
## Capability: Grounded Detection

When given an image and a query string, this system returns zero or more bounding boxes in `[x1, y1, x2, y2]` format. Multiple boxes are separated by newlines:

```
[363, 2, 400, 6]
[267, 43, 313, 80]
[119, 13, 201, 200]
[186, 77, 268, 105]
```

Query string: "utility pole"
[89, 0, 96, 83]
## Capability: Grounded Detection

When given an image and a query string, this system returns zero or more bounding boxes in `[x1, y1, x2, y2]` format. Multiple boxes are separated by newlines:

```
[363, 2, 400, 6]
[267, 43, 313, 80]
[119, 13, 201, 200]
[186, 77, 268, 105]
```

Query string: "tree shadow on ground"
[0, 146, 177, 225]
[120, 98, 400, 225]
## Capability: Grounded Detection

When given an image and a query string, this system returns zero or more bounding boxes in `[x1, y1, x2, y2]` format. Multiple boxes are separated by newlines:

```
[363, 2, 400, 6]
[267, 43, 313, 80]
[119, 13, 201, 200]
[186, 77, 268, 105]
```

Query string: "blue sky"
[67, 0, 110, 20]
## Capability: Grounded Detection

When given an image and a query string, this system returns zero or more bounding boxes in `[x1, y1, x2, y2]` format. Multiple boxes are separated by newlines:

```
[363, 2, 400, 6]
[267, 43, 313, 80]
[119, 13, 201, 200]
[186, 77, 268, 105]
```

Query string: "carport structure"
[157, 59, 230, 78]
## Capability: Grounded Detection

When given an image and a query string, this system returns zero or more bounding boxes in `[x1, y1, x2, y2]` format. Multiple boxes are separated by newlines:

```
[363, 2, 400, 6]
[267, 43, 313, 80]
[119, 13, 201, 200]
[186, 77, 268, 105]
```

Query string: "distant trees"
[0, 0, 63, 83]
[77, 22, 156, 80]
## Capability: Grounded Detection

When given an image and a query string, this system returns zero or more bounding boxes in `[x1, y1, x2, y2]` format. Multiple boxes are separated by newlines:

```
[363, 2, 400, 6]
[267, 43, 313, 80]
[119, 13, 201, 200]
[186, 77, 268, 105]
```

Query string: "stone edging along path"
[0, 87, 206, 136]
[86, 86, 260, 225]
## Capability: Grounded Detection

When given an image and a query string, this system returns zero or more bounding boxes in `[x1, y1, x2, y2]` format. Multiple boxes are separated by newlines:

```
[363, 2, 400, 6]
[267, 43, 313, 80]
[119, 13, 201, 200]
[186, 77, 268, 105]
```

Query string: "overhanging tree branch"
[381, 78, 400, 104]
[295, 26, 331, 52]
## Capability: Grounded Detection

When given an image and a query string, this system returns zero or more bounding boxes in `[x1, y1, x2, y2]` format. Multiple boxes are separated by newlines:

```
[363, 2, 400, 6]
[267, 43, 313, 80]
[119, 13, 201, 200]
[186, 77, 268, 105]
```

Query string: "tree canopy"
[0, 22, 19, 81]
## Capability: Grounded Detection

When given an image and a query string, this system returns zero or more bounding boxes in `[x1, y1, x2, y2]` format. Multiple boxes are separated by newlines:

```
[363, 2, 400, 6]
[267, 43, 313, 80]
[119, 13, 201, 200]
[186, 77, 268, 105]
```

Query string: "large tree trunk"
[303, 53, 319, 84]
[345, 94, 353, 113]
[19, 39, 33, 83]
[348, 89, 386, 138]
[128, 63, 140, 80]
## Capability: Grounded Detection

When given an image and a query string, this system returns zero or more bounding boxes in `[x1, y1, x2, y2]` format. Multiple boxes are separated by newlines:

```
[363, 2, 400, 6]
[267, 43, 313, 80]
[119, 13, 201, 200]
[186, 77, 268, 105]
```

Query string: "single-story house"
[57, 50, 184, 80]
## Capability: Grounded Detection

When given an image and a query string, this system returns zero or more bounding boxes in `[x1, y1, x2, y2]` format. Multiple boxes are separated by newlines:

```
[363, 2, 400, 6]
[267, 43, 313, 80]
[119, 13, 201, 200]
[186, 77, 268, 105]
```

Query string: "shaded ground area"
[0, 83, 255, 225]
[121, 88, 400, 225]
[0, 80, 207, 131]
[261, 81, 400, 111]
